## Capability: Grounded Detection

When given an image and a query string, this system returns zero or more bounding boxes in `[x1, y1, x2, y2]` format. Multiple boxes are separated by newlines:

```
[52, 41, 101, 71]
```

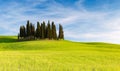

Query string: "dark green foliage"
[58, 24, 64, 40]
[20, 26, 26, 38]
[30, 23, 35, 36]
[45, 24, 48, 38]
[18, 20, 64, 40]
[43, 21, 46, 38]
[29, 23, 32, 36]
[26, 20, 30, 37]
[27, 23, 35, 39]
[41, 23, 44, 39]
[46, 21, 51, 39]
[52, 21, 57, 40]
[18, 33, 20, 40]
[31, 24, 35, 37]
[35, 22, 41, 38]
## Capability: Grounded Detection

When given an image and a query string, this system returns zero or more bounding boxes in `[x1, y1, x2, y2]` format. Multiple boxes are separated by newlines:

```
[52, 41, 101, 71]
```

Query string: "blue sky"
[1, 0, 120, 43]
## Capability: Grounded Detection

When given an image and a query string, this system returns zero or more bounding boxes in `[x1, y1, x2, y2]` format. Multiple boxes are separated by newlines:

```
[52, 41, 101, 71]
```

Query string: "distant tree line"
[18, 20, 64, 40]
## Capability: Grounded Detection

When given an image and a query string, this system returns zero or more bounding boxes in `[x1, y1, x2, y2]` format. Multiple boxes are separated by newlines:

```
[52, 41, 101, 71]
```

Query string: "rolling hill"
[0, 36, 120, 71]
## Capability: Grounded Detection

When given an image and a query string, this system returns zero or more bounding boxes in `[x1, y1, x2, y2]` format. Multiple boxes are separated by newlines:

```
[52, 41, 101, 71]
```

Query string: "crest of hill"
[0, 36, 120, 51]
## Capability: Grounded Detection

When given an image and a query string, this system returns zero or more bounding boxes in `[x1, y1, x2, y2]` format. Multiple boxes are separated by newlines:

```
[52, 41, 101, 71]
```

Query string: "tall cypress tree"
[54, 24, 57, 39]
[41, 23, 44, 39]
[50, 24, 52, 39]
[36, 22, 41, 39]
[28, 23, 35, 39]
[52, 21, 57, 40]
[47, 21, 51, 39]
[29, 23, 32, 36]
[43, 21, 46, 38]
[23, 26, 26, 38]
[51, 22, 54, 39]
[31, 24, 35, 37]
[58, 24, 64, 40]
[20, 26, 22, 38]
[18, 33, 20, 40]
[26, 20, 30, 37]
[20, 26, 26, 38]
[46, 25, 48, 38]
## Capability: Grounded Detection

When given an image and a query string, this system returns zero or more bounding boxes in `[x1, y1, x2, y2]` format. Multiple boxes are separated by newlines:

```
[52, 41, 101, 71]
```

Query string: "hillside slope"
[0, 36, 120, 71]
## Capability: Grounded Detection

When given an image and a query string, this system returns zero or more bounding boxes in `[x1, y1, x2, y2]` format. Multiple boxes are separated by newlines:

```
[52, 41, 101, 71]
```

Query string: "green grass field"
[0, 36, 120, 71]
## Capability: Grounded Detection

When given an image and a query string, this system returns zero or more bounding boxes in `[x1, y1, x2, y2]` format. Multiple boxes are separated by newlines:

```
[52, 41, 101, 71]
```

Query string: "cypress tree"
[29, 23, 32, 36]
[50, 24, 52, 39]
[23, 26, 26, 38]
[45, 25, 48, 38]
[36, 22, 41, 39]
[52, 22, 57, 39]
[58, 24, 64, 40]
[29, 23, 35, 39]
[20, 26, 26, 38]
[52, 21, 57, 40]
[18, 33, 20, 40]
[26, 20, 30, 37]
[51, 22, 54, 39]
[54, 24, 57, 39]
[31, 24, 35, 37]
[20, 26, 22, 38]
[43, 21, 46, 38]
[41, 23, 44, 39]
[47, 21, 51, 39]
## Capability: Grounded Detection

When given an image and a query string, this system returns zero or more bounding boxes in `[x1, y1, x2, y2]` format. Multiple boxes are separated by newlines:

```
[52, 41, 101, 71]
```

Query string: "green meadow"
[0, 36, 120, 71]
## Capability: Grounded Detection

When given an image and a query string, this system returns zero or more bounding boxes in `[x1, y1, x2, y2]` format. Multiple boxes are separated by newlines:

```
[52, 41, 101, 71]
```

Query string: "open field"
[0, 36, 120, 71]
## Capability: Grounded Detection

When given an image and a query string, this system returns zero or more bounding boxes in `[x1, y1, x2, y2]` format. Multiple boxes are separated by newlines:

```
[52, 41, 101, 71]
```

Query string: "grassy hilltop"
[0, 36, 120, 71]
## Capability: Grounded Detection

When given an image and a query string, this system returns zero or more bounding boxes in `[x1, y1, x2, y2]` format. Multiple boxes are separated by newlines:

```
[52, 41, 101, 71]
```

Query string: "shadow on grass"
[82, 42, 109, 45]
[0, 37, 17, 43]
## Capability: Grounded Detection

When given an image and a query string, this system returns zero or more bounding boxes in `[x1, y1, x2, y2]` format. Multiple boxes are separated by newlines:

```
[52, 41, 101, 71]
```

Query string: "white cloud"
[1, 0, 120, 43]
[65, 30, 120, 43]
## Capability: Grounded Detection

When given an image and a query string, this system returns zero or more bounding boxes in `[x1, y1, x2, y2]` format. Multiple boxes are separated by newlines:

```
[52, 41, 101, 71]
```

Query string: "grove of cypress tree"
[18, 20, 64, 40]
